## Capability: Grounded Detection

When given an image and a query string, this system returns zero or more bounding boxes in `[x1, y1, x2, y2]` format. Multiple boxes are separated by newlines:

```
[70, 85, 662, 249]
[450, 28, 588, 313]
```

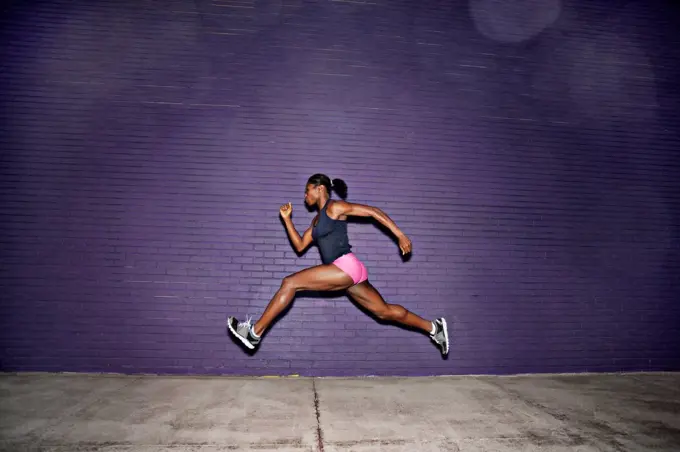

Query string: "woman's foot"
[430, 318, 449, 355]
[227, 316, 261, 350]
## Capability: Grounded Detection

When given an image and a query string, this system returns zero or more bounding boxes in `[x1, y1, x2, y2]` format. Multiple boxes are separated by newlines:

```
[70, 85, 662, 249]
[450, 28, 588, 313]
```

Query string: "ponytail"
[330, 178, 348, 199]
[307, 173, 348, 199]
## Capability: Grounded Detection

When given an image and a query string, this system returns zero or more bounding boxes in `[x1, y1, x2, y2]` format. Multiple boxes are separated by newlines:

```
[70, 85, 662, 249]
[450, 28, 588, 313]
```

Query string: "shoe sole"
[227, 319, 255, 350]
[440, 318, 449, 355]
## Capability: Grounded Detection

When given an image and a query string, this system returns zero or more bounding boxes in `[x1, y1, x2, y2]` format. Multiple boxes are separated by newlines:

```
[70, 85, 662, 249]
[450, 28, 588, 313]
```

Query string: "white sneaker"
[227, 316, 261, 350]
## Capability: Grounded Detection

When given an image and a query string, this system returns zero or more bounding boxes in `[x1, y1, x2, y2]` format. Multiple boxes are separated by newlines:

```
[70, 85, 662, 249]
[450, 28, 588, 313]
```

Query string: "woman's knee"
[281, 275, 304, 292]
[377, 304, 406, 321]
[281, 275, 295, 290]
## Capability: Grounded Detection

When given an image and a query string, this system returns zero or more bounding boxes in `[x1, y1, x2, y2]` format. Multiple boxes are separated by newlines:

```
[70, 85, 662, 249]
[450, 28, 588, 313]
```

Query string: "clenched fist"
[279, 202, 292, 219]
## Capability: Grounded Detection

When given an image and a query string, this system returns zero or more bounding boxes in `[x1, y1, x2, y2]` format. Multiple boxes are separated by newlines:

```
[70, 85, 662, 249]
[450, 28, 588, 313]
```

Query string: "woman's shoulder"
[327, 199, 349, 212]
[327, 200, 350, 221]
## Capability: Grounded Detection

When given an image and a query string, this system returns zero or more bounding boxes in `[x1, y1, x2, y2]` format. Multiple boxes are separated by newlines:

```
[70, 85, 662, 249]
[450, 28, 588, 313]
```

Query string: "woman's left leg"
[228, 264, 354, 349]
[254, 264, 353, 335]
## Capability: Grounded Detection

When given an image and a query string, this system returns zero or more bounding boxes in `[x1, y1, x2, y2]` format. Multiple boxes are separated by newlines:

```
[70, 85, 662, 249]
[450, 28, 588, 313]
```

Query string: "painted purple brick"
[1, 0, 679, 377]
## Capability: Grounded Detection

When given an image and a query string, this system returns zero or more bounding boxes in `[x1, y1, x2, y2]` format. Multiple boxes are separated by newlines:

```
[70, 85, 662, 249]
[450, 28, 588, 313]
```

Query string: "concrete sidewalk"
[1, 372, 679, 451]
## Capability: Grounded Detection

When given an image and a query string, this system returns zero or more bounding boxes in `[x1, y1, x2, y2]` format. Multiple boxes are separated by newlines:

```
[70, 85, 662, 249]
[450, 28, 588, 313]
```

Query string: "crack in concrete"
[312, 379, 324, 452]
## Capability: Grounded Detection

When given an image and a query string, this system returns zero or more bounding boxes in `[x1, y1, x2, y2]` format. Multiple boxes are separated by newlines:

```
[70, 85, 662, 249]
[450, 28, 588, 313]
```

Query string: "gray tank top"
[312, 199, 352, 264]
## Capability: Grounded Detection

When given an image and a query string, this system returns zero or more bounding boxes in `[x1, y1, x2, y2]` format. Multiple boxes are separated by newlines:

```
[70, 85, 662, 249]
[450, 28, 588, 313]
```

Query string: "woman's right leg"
[346, 280, 433, 332]
[346, 280, 449, 355]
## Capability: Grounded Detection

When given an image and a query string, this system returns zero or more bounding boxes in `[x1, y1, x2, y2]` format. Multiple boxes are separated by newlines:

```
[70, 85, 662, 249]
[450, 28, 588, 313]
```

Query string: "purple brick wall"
[1, 0, 679, 377]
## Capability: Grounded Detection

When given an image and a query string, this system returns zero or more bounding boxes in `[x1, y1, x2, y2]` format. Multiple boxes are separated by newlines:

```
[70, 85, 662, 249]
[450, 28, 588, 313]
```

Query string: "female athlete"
[227, 173, 449, 355]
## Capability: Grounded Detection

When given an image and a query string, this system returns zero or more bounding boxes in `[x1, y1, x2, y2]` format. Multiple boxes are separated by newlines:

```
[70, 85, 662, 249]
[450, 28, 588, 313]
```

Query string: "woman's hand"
[280, 202, 292, 219]
[397, 234, 412, 255]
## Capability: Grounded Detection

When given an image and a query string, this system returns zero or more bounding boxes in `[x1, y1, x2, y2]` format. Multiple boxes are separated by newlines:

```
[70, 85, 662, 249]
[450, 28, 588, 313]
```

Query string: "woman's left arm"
[332, 201, 412, 255]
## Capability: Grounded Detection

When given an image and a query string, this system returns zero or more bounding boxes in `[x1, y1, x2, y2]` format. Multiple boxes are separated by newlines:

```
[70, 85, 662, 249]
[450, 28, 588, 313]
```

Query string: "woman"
[227, 173, 449, 356]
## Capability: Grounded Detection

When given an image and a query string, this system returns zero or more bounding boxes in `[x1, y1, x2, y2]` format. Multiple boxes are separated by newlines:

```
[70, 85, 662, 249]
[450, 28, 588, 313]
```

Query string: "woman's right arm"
[283, 216, 315, 254]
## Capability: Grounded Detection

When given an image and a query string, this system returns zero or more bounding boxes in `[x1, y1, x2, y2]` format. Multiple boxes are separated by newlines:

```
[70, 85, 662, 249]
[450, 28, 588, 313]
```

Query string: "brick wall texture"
[1, 0, 679, 376]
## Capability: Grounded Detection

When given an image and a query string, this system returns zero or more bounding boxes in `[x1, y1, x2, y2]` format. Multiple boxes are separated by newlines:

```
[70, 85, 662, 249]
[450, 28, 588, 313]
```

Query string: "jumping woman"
[227, 173, 449, 356]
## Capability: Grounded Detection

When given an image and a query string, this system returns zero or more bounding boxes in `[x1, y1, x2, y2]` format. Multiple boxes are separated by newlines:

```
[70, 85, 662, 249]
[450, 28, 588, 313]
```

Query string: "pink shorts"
[332, 253, 368, 285]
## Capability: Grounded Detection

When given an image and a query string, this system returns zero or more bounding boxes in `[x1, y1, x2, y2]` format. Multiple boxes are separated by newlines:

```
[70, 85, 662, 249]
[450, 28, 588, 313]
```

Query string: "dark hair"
[307, 173, 348, 199]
